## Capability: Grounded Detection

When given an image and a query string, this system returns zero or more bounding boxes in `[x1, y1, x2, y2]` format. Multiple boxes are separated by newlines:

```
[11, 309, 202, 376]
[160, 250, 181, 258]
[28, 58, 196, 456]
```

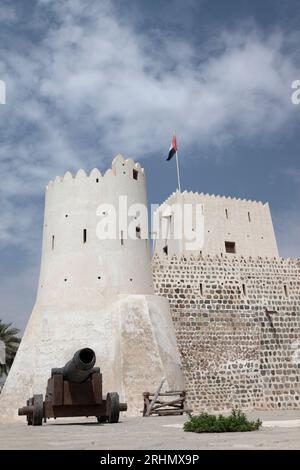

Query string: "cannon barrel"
[51, 348, 99, 383]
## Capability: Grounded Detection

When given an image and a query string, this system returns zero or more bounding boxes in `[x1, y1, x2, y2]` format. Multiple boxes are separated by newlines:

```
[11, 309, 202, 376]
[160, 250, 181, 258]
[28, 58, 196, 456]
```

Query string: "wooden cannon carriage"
[18, 348, 127, 426]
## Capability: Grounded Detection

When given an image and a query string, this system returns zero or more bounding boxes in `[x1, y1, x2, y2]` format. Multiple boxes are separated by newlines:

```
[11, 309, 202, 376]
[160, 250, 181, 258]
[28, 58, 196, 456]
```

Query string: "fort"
[0, 155, 299, 421]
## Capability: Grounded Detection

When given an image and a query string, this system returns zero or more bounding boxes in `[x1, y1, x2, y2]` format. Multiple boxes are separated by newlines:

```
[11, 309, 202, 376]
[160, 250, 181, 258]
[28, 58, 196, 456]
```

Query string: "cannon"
[18, 348, 127, 426]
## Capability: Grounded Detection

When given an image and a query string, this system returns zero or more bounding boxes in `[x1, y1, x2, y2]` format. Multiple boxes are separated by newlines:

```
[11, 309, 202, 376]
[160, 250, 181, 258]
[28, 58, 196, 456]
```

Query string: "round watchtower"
[38, 155, 153, 307]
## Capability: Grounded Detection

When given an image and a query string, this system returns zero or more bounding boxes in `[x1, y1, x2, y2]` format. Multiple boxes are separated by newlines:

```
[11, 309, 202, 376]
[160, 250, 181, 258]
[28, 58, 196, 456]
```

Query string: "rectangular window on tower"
[83, 229, 87, 244]
[136, 226, 141, 239]
[225, 241, 236, 254]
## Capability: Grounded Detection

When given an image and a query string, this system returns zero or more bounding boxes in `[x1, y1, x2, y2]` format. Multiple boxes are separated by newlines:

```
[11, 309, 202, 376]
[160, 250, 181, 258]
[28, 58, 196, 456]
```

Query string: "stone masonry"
[152, 254, 300, 412]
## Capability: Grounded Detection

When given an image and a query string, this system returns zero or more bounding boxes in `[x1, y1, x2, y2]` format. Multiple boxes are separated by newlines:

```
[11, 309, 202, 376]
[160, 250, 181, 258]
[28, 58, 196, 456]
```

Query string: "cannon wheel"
[96, 415, 108, 423]
[27, 398, 33, 426]
[106, 392, 120, 423]
[32, 394, 44, 426]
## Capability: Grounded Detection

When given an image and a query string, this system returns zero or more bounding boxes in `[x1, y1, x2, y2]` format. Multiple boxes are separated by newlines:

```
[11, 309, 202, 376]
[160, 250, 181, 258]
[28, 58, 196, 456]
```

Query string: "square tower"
[153, 190, 279, 258]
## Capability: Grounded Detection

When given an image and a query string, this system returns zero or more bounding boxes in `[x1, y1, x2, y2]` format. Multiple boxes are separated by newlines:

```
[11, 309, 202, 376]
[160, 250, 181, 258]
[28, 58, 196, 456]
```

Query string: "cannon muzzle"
[52, 348, 99, 383]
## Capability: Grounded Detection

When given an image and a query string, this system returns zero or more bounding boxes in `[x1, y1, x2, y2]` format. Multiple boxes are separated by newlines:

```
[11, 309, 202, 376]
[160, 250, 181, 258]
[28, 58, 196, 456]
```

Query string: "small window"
[96, 178, 99, 183]
[200, 283, 203, 296]
[225, 209, 228, 219]
[284, 284, 288, 297]
[163, 245, 168, 255]
[225, 241, 236, 254]
[83, 229, 87, 244]
[51, 235, 55, 250]
[248, 211, 251, 222]
[242, 284, 247, 296]
[121, 230, 124, 246]
[133, 169, 138, 180]
[136, 226, 141, 239]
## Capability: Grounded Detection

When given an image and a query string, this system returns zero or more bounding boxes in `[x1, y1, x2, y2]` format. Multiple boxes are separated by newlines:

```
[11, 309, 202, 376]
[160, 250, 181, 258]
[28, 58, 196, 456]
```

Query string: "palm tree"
[0, 320, 21, 378]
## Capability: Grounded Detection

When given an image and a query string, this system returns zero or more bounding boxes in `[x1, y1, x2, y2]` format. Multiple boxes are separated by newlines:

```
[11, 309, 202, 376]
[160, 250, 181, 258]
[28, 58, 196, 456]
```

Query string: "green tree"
[0, 320, 21, 377]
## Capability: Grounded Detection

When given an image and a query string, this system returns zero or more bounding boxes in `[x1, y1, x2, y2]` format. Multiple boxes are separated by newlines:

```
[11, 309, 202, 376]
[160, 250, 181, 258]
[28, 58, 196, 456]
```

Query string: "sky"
[0, 0, 300, 331]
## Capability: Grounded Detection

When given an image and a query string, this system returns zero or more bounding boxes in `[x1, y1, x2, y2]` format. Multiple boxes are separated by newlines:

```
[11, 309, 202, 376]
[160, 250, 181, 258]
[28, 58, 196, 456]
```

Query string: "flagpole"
[174, 130, 181, 192]
[175, 150, 181, 192]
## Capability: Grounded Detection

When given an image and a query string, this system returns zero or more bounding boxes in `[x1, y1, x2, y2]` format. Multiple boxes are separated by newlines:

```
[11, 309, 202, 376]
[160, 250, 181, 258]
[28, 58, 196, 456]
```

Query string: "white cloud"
[0, 4, 17, 24]
[281, 168, 300, 184]
[0, 0, 298, 251]
[275, 208, 300, 259]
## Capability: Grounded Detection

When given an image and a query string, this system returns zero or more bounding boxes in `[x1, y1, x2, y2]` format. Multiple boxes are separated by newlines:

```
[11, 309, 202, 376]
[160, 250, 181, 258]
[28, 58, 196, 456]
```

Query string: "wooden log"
[145, 377, 166, 417]
[152, 397, 184, 410]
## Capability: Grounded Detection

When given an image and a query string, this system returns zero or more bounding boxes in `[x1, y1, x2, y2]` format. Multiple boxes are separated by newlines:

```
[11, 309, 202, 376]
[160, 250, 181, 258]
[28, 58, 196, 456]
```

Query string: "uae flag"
[166, 134, 177, 161]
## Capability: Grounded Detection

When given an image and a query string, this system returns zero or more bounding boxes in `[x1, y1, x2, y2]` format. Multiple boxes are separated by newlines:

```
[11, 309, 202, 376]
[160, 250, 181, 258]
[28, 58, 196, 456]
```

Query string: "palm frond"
[0, 319, 21, 378]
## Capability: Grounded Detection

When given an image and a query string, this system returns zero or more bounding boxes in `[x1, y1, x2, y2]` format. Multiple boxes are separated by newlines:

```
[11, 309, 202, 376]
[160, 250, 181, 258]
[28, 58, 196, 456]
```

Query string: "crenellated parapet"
[162, 189, 267, 207]
[46, 154, 144, 191]
[152, 252, 300, 266]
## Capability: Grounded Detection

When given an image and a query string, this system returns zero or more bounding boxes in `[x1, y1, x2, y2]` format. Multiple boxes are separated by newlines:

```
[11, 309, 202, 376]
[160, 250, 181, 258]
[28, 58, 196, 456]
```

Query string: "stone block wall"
[152, 255, 300, 411]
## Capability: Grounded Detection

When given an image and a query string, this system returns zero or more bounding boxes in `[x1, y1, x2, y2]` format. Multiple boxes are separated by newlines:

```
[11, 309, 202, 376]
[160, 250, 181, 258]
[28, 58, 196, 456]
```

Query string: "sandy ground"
[0, 410, 299, 450]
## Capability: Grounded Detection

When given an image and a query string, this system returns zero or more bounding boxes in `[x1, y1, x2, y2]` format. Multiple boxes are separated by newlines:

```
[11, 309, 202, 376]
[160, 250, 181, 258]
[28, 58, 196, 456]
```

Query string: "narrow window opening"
[121, 230, 124, 246]
[163, 245, 168, 255]
[284, 284, 288, 297]
[51, 235, 55, 250]
[248, 211, 251, 222]
[83, 229, 87, 244]
[133, 169, 138, 180]
[242, 284, 247, 296]
[96, 178, 99, 183]
[225, 241, 236, 254]
[136, 226, 141, 239]
[200, 283, 203, 296]
[225, 208, 228, 219]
